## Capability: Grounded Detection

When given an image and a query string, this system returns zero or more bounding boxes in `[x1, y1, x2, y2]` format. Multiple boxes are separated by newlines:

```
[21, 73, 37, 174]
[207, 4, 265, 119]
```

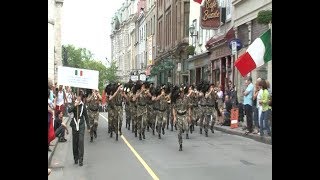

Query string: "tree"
[105, 60, 119, 83]
[83, 60, 108, 92]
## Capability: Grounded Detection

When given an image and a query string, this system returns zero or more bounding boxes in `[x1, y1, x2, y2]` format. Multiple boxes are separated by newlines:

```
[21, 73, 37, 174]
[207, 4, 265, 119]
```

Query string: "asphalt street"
[49, 112, 272, 180]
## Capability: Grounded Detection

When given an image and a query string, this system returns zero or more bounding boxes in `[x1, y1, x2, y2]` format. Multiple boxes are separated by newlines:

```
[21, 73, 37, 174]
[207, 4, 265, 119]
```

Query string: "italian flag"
[193, 0, 203, 4]
[235, 29, 272, 77]
[75, 70, 83, 76]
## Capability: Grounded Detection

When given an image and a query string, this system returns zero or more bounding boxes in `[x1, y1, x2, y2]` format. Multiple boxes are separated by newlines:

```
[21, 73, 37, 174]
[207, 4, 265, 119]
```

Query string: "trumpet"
[164, 94, 171, 102]
[144, 89, 149, 94]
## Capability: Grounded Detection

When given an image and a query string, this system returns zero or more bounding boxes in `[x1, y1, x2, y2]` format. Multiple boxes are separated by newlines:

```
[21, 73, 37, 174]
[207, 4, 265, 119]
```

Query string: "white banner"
[57, 66, 99, 90]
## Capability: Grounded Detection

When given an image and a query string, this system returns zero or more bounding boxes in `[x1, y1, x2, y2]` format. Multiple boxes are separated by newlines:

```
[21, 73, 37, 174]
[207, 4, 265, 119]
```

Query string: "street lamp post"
[189, 24, 198, 46]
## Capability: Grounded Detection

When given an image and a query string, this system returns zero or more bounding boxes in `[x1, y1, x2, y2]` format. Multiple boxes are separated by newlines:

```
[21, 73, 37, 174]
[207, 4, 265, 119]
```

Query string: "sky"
[61, 0, 124, 65]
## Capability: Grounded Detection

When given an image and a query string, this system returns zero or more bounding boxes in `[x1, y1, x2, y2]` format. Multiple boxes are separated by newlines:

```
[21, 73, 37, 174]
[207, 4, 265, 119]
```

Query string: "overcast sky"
[62, 0, 124, 64]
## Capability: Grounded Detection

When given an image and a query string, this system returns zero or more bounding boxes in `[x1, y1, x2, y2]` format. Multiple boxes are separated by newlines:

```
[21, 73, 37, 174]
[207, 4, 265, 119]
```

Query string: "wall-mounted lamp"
[189, 23, 198, 46]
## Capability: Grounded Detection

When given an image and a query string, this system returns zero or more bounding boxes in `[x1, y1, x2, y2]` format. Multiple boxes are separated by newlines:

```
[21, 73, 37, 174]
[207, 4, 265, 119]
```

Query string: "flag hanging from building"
[235, 29, 272, 77]
[193, 0, 203, 4]
[75, 70, 83, 76]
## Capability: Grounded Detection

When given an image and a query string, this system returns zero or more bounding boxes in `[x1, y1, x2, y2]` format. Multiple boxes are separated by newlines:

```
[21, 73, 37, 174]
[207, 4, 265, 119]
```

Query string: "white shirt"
[66, 92, 73, 103]
[48, 99, 54, 109]
[56, 91, 65, 106]
[256, 89, 263, 108]
[217, 90, 223, 99]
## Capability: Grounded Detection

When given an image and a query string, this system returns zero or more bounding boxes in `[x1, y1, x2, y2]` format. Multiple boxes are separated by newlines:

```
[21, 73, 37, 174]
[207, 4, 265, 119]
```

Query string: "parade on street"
[48, 0, 272, 179]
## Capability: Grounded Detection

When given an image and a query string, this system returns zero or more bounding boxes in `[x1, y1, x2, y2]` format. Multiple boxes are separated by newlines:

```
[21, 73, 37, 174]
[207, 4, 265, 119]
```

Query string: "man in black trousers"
[68, 91, 89, 166]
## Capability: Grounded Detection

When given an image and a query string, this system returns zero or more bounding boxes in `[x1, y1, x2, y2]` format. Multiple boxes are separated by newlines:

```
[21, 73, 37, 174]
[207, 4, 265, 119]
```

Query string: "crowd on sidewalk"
[48, 79, 75, 175]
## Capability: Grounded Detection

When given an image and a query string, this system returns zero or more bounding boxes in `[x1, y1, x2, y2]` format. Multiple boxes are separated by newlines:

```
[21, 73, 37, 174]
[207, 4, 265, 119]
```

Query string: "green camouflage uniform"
[153, 96, 159, 134]
[157, 95, 168, 137]
[107, 97, 117, 136]
[136, 90, 148, 139]
[205, 91, 217, 134]
[199, 93, 207, 134]
[87, 94, 100, 139]
[114, 93, 123, 135]
[129, 92, 137, 134]
[146, 95, 154, 133]
[174, 95, 191, 146]
[124, 95, 131, 130]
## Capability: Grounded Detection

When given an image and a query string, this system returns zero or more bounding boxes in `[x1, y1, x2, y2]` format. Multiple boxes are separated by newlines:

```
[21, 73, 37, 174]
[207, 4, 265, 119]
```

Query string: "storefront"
[187, 52, 210, 85]
[206, 28, 235, 93]
[209, 45, 232, 93]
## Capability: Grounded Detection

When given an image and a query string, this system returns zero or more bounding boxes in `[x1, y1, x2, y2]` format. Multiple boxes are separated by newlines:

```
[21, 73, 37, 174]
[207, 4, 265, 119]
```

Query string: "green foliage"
[105, 60, 118, 83]
[150, 59, 174, 76]
[150, 65, 159, 76]
[83, 60, 107, 92]
[62, 44, 116, 92]
[186, 45, 195, 55]
[257, 10, 272, 24]
[163, 59, 175, 70]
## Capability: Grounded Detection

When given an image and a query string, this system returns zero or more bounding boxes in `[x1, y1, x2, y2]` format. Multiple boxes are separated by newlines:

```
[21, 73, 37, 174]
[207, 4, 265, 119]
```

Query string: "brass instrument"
[164, 93, 171, 103]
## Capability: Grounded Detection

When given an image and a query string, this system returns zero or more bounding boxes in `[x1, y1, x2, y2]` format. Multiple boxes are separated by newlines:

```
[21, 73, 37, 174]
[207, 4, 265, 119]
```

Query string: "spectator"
[228, 82, 238, 107]
[48, 89, 55, 152]
[221, 95, 232, 126]
[65, 86, 74, 119]
[266, 80, 272, 136]
[55, 85, 67, 114]
[216, 85, 224, 124]
[252, 78, 262, 134]
[54, 110, 69, 142]
[259, 79, 271, 136]
[243, 76, 254, 134]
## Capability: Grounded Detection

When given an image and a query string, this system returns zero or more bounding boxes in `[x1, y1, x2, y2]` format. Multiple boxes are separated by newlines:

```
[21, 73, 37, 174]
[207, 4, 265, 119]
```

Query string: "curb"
[213, 126, 272, 145]
[48, 116, 70, 166]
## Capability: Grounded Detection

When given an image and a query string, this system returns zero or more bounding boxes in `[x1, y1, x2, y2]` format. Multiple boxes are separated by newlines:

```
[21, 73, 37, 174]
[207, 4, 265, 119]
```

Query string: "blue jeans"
[253, 106, 259, 128]
[259, 110, 271, 136]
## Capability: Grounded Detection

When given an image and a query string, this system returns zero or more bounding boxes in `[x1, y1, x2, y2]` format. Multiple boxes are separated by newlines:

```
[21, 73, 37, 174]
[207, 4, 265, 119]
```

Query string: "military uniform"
[129, 92, 137, 135]
[114, 92, 123, 140]
[198, 93, 207, 135]
[152, 95, 159, 136]
[189, 92, 199, 133]
[107, 97, 118, 139]
[136, 89, 148, 140]
[204, 89, 217, 136]
[124, 96, 131, 130]
[146, 94, 154, 134]
[87, 93, 101, 142]
[173, 94, 191, 151]
[68, 102, 89, 166]
[157, 94, 168, 139]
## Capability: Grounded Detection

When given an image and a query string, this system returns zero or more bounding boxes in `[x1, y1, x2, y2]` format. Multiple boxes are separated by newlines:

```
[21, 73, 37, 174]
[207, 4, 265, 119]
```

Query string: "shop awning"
[205, 28, 235, 49]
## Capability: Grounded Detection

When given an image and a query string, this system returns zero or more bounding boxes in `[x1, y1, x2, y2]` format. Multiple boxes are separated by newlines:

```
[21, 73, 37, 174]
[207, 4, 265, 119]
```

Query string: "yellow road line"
[99, 114, 160, 180]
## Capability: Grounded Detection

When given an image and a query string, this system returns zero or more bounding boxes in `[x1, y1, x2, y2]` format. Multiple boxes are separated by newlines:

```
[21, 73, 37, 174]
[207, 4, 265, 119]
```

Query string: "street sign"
[229, 38, 243, 55]
[139, 73, 146, 81]
[130, 75, 138, 81]
[232, 41, 237, 55]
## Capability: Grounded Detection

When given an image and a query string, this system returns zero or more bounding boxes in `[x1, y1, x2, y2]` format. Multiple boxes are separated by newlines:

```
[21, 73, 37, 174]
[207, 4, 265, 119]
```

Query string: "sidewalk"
[48, 116, 70, 166]
[213, 124, 272, 145]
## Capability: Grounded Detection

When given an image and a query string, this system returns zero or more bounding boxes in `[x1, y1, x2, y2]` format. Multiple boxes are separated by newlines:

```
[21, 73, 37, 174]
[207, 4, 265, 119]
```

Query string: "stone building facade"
[232, 0, 272, 101]
[48, 0, 64, 84]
